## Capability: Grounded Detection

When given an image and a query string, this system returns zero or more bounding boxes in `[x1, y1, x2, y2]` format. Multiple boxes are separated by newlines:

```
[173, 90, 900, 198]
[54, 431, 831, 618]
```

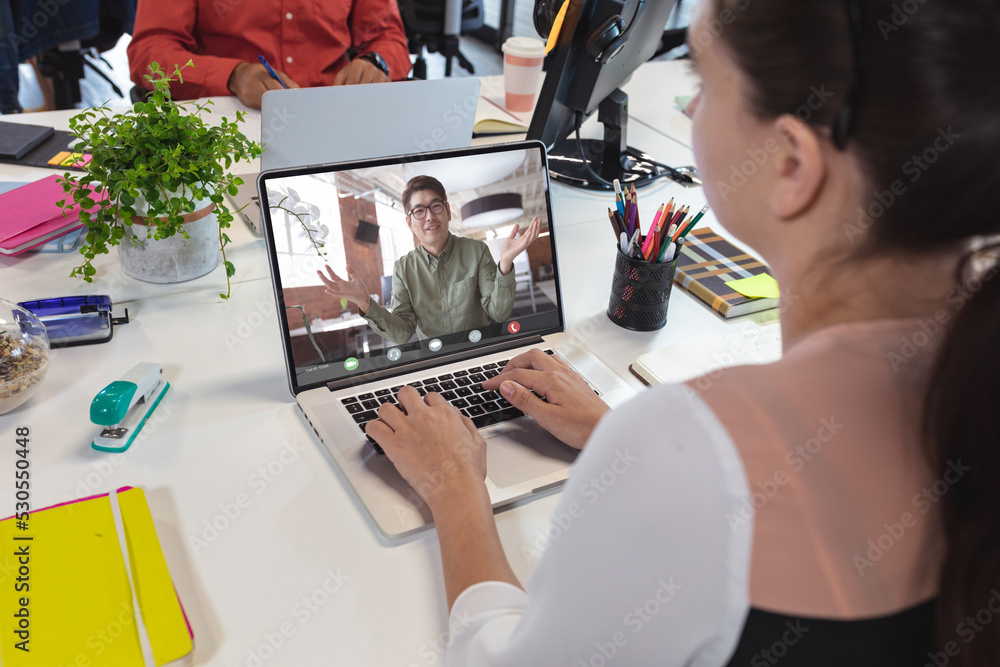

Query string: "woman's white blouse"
[448, 383, 754, 666]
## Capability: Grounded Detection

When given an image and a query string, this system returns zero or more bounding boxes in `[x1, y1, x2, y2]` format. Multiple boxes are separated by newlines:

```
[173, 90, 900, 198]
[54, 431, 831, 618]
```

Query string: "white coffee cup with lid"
[501, 37, 545, 113]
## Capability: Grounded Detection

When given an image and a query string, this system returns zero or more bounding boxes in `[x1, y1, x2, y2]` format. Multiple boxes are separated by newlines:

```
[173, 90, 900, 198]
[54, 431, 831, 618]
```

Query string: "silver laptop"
[258, 141, 634, 538]
[230, 78, 481, 234]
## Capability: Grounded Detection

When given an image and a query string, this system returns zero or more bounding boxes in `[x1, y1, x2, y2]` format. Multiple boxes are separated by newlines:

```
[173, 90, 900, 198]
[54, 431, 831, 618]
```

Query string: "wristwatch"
[358, 52, 390, 77]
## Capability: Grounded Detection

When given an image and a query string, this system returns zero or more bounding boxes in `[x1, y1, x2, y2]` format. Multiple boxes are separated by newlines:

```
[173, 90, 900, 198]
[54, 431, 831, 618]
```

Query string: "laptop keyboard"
[341, 351, 557, 455]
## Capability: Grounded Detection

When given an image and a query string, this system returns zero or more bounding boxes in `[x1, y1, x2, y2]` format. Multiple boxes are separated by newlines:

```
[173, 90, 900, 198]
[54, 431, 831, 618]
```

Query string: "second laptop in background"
[227, 78, 481, 234]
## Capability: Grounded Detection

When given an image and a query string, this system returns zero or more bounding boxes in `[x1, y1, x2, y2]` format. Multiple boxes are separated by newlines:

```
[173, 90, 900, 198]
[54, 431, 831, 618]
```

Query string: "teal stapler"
[90, 362, 169, 452]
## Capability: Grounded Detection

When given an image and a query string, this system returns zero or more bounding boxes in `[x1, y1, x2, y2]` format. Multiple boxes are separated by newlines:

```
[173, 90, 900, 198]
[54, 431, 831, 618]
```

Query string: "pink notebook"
[0, 174, 84, 255]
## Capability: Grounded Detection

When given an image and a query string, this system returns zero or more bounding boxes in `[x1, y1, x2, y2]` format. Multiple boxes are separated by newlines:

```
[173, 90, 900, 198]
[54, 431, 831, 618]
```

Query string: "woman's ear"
[768, 115, 828, 221]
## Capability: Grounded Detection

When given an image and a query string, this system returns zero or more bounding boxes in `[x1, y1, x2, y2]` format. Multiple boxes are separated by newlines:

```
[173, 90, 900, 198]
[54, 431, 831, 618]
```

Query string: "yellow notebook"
[0, 487, 193, 666]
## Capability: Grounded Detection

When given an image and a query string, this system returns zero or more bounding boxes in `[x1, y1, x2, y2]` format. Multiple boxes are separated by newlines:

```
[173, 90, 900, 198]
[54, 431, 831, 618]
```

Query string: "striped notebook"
[673, 227, 779, 318]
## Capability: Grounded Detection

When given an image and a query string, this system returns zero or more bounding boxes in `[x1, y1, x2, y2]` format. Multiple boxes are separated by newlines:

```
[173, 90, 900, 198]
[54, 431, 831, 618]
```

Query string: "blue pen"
[257, 55, 289, 89]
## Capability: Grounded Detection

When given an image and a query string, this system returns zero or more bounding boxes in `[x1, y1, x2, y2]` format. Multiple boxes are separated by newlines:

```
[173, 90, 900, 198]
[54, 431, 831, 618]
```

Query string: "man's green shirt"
[362, 234, 516, 344]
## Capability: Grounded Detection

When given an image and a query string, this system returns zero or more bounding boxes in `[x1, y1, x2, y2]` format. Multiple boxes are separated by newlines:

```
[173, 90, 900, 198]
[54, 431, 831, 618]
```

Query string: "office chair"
[397, 0, 485, 78]
[35, 13, 133, 110]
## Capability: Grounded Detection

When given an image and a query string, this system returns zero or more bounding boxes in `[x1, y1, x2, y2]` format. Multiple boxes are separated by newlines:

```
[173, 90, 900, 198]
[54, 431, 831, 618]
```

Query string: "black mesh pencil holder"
[607, 250, 677, 331]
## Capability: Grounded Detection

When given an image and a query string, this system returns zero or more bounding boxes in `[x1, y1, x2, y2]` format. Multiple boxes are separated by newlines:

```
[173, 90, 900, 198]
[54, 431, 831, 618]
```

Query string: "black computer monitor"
[527, 0, 694, 191]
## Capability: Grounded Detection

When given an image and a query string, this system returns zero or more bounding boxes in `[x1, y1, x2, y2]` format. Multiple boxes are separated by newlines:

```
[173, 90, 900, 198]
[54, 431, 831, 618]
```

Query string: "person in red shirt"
[127, 0, 411, 109]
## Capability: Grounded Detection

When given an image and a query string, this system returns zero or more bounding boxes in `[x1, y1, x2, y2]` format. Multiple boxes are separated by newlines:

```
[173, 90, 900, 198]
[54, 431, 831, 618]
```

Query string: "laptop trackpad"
[485, 423, 578, 489]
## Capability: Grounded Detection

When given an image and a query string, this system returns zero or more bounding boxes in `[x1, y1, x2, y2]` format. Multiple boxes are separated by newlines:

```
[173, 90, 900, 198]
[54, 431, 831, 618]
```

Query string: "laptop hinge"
[321, 334, 547, 393]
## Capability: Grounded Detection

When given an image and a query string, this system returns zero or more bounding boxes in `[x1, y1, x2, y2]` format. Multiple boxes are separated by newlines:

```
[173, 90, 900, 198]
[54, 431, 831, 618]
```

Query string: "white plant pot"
[117, 188, 220, 284]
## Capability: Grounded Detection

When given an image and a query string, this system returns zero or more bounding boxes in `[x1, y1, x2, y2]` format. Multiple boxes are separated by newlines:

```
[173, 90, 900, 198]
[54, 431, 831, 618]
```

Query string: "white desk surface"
[0, 65, 767, 666]
[623, 59, 700, 150]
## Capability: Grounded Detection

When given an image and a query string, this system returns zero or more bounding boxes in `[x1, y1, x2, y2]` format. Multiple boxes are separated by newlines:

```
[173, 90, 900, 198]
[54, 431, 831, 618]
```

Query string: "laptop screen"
[258, 142, 564, 394]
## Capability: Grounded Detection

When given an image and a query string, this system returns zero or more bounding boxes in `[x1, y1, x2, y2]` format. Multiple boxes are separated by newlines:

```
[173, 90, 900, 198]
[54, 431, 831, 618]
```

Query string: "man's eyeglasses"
[408, 199, 447, 220]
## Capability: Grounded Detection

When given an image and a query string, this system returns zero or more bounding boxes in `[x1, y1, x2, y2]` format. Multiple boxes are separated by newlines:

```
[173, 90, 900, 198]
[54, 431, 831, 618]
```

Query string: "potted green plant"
[58, 61, 263, 299]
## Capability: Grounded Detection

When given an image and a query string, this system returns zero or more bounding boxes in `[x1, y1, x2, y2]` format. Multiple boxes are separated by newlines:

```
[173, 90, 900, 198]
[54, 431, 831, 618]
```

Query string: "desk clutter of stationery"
[605, 180, 780, 329]
[0, 58, 791, 665]
[606, 180, 705, 331]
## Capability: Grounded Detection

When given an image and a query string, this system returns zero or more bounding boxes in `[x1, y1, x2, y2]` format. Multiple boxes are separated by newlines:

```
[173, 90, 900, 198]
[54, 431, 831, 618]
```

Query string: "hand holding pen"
[226, 57, 299, 109]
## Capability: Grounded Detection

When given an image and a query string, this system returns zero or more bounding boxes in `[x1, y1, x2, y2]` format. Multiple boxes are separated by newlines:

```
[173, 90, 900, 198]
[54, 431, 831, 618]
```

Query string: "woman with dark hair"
[365, 0, 1000, 664]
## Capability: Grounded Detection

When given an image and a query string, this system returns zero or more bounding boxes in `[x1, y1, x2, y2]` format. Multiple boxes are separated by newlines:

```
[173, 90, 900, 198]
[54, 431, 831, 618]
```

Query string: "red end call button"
[507, 321, 520, 334]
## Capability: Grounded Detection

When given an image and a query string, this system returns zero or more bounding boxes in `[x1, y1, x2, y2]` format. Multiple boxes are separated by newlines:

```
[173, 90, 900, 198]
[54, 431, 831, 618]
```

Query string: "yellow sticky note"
[47, 150, 71, 166]
[60, 152, 85, 167]
[726, 273, 780, 299]
[545, 0, 570, 54]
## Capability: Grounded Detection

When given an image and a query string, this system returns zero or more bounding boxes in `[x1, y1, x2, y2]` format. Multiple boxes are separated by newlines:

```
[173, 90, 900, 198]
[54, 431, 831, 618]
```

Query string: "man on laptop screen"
[258, 142, 636, 537]
[262, 146, 560, 387]
[316, 175, 541, 345]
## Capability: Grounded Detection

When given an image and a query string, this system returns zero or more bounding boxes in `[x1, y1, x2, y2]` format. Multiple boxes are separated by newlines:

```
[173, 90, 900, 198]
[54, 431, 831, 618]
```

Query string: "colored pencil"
[608, 207, 622, 238]
[678, 204, 710, 240]
[630, 184, 640, 233]
[649, 204, 665, 236]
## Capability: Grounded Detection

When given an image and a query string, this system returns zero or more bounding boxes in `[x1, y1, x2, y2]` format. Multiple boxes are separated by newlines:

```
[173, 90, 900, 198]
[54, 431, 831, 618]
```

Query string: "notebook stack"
[0, 175, 87, 255]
